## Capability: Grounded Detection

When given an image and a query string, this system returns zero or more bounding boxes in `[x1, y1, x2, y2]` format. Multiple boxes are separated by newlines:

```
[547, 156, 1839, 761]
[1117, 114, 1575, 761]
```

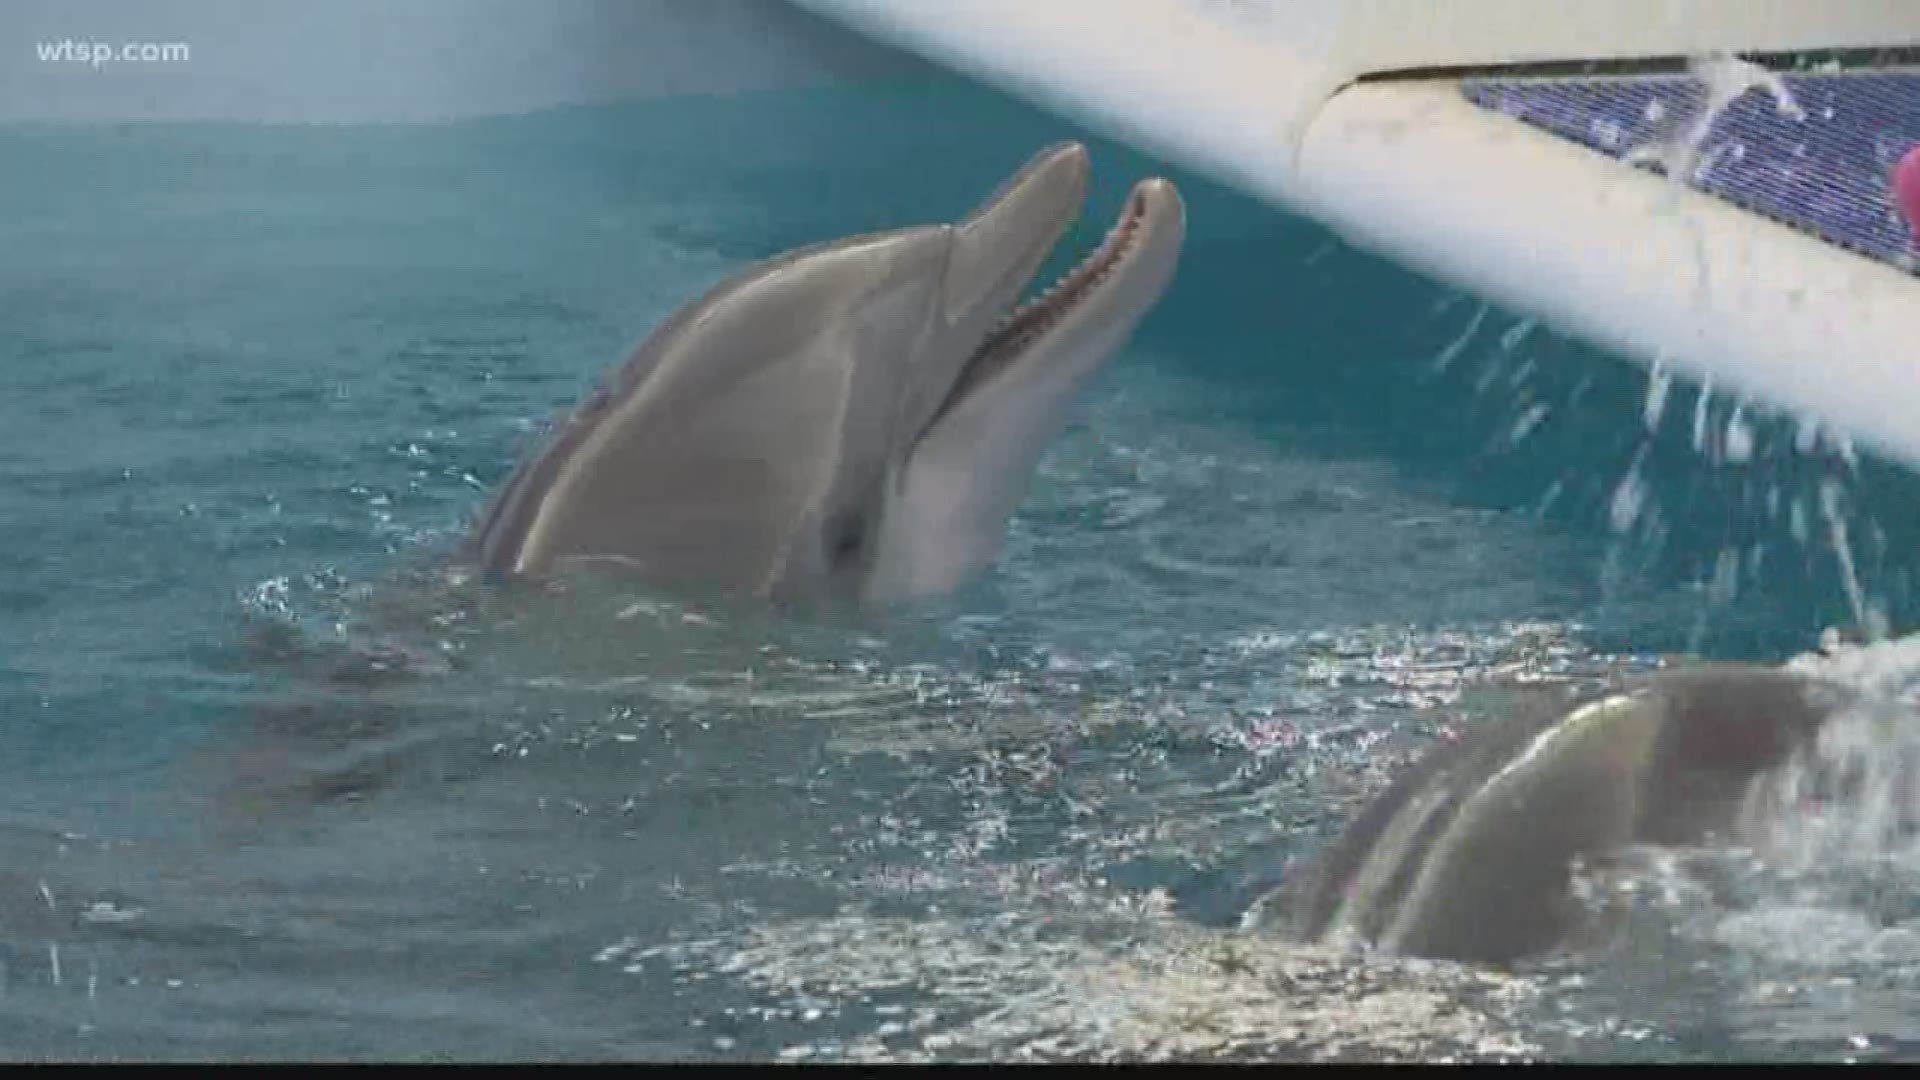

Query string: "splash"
[1625, 54, 1806, 187]
[1819, 479, 1890, 644]
[1602, 355, 1903, 645]
[1743, 718, 1920, 876]
[1738, 636, 1920, 895]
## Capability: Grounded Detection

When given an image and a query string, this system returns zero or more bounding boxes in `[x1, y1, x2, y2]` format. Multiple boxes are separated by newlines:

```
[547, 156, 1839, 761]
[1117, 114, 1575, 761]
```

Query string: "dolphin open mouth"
[468, 140, 1182, 601]
[982, 188, 1150, 363]
[946, 184, 1158, 406]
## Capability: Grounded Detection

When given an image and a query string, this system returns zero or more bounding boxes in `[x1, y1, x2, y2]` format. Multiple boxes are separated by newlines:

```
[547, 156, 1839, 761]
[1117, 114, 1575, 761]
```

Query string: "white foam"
[1786, 635, 1920, 698]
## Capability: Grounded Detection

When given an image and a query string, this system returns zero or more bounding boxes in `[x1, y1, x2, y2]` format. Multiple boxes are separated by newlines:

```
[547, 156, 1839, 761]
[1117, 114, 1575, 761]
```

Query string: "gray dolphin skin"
[1264, 664, 1848, 965]
[466, 142, 1184, 606]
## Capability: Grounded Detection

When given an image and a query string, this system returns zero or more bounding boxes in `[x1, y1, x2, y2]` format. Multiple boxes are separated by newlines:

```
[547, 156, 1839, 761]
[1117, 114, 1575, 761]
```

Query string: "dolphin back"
[1268, 665, 1839, 964]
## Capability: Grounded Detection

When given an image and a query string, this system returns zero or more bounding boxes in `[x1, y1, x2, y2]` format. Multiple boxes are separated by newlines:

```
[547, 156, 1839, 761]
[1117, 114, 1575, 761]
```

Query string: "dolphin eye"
[828, 512, 867, 566]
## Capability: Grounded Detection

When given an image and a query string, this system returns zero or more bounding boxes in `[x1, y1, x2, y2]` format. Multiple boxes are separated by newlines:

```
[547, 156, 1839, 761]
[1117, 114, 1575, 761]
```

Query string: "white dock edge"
[790, 0, 1920, 470]
[1298, 80, 1920, 469]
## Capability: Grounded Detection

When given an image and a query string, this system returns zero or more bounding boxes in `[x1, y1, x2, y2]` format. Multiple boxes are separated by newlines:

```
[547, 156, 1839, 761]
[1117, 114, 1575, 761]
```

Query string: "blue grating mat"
[1462, 68, 1920, 276]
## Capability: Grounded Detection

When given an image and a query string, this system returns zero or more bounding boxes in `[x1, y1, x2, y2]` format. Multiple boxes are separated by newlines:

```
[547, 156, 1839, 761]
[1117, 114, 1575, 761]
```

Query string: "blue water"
[5, 76, 1920, 1061]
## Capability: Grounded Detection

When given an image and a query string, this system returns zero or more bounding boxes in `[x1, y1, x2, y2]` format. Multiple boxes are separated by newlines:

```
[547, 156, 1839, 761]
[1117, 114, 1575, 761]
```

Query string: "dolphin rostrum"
[466, 142, 1184, 606]
[1260, 664, 1855, 965]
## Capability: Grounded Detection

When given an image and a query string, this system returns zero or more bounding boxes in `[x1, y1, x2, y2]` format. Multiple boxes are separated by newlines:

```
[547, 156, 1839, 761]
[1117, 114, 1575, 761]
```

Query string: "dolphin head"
[467, 142, 1184, 606]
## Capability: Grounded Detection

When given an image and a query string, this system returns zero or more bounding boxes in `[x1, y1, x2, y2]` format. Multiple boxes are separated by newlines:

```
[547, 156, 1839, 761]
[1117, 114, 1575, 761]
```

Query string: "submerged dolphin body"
[1263, 664, 1853, 965]
[467, 143, 1184, 607]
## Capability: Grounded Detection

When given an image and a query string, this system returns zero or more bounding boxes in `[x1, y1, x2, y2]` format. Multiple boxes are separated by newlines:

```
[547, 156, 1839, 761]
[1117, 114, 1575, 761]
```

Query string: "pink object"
[1896, 144, 1920, 242]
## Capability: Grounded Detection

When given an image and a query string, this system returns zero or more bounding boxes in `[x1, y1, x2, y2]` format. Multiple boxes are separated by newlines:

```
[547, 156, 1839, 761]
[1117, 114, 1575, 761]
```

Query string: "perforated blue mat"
[1462, 69, 1920, 275]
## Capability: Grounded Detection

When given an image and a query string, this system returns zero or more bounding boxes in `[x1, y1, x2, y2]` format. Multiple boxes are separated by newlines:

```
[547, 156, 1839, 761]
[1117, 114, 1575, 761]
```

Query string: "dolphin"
[465, 142, 1184, 607]
[1260, 664, 1854, 965]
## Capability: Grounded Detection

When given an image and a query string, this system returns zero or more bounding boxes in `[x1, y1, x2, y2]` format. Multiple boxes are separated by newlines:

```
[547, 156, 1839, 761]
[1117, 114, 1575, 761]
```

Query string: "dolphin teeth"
[974, 191, 1148, 364]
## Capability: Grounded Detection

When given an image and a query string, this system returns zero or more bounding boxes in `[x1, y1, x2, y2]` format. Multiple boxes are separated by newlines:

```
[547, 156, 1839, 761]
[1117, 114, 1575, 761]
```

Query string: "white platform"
[792, 0, 1920, 471]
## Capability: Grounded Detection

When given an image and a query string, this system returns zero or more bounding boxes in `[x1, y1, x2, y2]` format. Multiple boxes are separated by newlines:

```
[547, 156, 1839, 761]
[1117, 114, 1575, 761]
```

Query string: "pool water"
[4, 74, 1920, 1061]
